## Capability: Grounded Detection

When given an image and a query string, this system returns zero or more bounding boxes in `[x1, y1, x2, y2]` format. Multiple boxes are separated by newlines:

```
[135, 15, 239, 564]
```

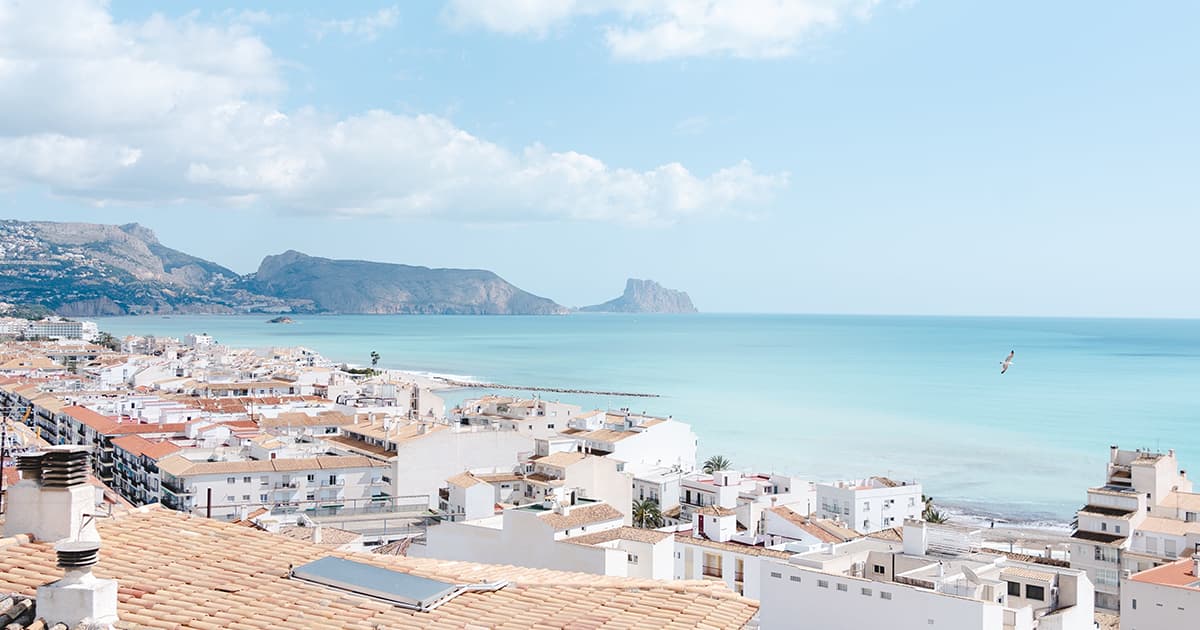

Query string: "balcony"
[702, 567, 722, 579]
[274, 481, 298, 489]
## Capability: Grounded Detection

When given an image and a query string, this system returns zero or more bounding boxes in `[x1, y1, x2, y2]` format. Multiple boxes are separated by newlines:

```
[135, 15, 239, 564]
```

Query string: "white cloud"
[674, 115, 710, 136]
[446, 0, 891, 60]
[314, 6, 400, 42]
[0, 0, 785, 224]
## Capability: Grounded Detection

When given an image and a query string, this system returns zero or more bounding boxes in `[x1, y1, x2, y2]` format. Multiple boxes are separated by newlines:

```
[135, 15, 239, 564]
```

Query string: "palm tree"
[370, 351, 381, 368]
[922, 495, 950, 524]
[702, 455, 732, 474]
[632, 499, 663, 529]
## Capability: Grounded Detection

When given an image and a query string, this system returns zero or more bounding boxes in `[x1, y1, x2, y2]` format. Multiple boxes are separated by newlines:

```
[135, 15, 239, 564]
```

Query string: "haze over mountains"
[0, 220, 693, 316]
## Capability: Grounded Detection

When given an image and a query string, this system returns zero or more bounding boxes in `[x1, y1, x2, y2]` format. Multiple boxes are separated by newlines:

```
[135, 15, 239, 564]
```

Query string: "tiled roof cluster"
[0, 507, 758, 629]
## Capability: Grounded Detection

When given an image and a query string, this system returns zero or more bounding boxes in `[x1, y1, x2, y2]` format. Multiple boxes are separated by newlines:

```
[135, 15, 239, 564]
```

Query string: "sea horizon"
[94, 312, 1200, 526]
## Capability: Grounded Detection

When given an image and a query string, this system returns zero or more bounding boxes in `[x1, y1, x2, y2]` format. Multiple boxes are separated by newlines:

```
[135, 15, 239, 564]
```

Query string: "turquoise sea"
[94, 314, 1200, 524]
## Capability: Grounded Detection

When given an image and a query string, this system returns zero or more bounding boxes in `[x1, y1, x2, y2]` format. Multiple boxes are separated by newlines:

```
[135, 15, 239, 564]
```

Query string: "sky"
[1, 0, 1197, 316]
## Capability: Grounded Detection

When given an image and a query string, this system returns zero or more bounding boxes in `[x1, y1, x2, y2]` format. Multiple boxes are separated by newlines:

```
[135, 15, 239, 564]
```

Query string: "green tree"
[632, 499, 663, 529]
[370, 351, 381, 368]
[922, 495, 950, 524]
[702, 455, 732, 474]
[95, 331, 120, 351]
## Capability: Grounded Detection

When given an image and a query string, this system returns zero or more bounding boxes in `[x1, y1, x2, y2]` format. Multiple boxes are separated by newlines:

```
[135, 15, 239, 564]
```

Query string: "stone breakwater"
[432, 377, 660, 398]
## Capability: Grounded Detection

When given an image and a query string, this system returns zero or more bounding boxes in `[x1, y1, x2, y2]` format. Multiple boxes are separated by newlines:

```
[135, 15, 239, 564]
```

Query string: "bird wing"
[1000, 364, 1008, 374]
[1006, 351, 1014, 361]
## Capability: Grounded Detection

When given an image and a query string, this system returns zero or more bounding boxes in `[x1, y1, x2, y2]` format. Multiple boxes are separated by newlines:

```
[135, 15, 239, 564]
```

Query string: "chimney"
[312, 524, 323, 545]
[5, 447, 99, 543]
[1110, 445, 1119, 463]
[35, 540, 118, 629]
[903, 519, 928, 556]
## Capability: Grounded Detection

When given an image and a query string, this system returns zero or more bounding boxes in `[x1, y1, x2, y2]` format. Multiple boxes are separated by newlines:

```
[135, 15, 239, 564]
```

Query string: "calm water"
[95, 313, 1200, 522]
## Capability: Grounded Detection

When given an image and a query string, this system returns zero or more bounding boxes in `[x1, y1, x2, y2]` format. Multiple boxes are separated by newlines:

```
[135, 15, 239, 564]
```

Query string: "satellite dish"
[962, 565, 981, 584]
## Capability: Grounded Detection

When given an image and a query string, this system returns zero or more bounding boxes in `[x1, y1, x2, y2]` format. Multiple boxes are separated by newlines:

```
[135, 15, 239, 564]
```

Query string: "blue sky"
[2, 1, 1198, 316]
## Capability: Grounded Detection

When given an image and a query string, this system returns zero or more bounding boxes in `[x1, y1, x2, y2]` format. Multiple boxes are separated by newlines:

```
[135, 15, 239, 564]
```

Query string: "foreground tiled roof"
[0, 507, 758, 629]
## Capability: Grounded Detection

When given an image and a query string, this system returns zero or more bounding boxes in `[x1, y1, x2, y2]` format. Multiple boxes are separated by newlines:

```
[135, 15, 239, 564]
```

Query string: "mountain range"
[0, 220, 695, 316]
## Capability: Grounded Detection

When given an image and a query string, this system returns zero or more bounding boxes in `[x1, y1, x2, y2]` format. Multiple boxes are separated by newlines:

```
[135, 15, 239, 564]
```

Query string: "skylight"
[290, 557, 458, 611]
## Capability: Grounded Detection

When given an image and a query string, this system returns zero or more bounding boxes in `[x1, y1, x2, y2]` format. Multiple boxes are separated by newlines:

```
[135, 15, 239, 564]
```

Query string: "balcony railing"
[702, 567, 722, 579]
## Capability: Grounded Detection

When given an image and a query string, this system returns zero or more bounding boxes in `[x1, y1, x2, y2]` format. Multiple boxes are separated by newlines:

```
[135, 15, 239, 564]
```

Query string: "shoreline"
[104, 319, 1084, 539]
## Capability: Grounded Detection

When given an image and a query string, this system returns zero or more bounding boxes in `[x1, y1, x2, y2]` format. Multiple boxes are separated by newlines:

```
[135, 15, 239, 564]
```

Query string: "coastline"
[363, 361, 1078, 543]
[91, 312, 1156, 532]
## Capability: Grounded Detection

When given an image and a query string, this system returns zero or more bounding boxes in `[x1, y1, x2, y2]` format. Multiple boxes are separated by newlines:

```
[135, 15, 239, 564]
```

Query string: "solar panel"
[291, 557, 458, 611]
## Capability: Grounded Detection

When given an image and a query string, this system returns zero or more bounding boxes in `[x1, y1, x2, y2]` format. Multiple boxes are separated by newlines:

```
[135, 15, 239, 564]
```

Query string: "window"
[259, 494, 268, 502]
[1095, 568, 1120, 587]
[226, 477, 236, 484]
[770, 572, 782, 579]
[306, 474, 315, 482]
[547, 424, 555, 429]
[818, 580, 829, 589]
[861, 588, 872, 596]
[1101, 522, 1107, 532]
[306, 493, 315, 501]
[881, 592, 892, 600]
[1115, 524, 1121, 534]
[1025, 585, 1045, 601]
[1007, 581, 1021, 596]
[225, 495, 235, 502]
[241, 494, 249, 501]
[862, 520, 870, 530]
[735, 558, 745, 583]
[1131, 599, 1137, 610]
[328, 474, 338, 485]
[836, 583, 848, 592]
[627, 554, 639, 564]
[242, 476, 251, 484]
[908, 497, 915, 507]
[702, 553, 722, 578]
[874, 564, 886, 574]
[789, 576, 801, 583]
[863, 501, 870, 511]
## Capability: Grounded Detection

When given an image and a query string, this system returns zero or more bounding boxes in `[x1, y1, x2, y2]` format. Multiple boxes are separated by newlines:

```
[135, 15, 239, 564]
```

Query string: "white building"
[678, 470, 812, 535]
[15, 318, 100, 341]
[760, 520, 1095, 630]
[816, 476, 923, 534]
[421, 497, 664, 577]
[633, 466, 684, 510]
[453, 396, 582, 438]
[674, 505, 796, 598]
[763, 505, 862, 550]
[1069, 445, 1195, 610]
[327, 417, 535, 507]
[155, 453, 390, 520]
[1120, 554, 1200, 630]
[559, 410, 697, 475]
[439, 472, 497, 522]
[184, 333, 214, 349]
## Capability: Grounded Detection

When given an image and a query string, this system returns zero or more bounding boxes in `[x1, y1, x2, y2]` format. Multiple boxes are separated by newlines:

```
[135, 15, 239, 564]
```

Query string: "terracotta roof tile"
[0, 507, 757, 628]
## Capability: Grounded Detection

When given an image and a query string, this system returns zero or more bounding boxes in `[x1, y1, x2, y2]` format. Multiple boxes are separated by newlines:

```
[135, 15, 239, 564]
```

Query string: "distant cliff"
[244, 250, 567, 315]
[0, 221, 567, 316]
[581, 279, 697, 313]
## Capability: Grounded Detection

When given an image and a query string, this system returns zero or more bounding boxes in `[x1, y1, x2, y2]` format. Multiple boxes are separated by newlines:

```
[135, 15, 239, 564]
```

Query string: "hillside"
[0, 220, 304, 316]
[245, 250, 566, 315]
[581, 279, 698, 313]
[0, 220, 566, 316]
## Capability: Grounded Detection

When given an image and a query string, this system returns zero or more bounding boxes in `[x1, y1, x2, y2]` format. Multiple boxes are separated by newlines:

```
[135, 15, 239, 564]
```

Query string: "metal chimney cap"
[54, 540, 101, 570]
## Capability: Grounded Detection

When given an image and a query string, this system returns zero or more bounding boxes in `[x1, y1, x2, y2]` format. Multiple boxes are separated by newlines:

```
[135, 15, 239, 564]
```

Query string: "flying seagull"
[1000, 350, 1014, 375]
